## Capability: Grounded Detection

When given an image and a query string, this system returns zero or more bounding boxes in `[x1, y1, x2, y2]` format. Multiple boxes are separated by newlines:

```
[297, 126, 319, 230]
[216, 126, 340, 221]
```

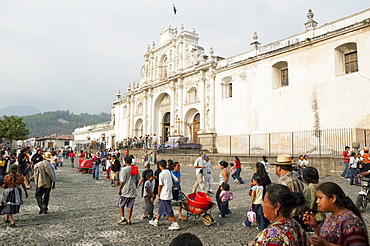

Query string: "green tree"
[0, 115, 30, 145]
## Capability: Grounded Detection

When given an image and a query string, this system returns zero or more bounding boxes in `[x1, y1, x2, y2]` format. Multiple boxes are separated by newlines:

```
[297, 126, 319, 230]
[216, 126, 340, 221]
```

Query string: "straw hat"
[270, 154, 296, 165]
[43, 152, 54, 161]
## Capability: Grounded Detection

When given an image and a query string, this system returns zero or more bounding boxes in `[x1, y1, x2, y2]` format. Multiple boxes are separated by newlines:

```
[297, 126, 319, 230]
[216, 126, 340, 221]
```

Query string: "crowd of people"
[0, 145, 369, 245]
[341, 146, 370, 185]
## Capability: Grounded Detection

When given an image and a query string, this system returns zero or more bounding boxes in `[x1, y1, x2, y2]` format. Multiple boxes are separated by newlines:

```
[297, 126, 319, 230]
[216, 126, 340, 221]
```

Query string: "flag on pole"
[173, 4, 177, 15]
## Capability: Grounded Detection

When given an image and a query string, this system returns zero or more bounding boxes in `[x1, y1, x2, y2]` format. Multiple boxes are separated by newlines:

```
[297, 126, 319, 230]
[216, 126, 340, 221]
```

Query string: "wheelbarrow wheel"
[202, 213, 215, 226]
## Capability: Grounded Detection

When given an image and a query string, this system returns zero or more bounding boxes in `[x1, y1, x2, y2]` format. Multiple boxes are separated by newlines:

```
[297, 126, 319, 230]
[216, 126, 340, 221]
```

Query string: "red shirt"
[69, 152, 75, 158]
[363, 153, 370, 164]
[343, 151, 349, 163]
[235, 160, 241, 169]
[125, 150, 129, 156]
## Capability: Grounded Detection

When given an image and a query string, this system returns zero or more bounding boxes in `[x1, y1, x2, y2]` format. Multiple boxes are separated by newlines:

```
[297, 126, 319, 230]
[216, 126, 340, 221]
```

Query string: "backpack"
[228, 191, 234, 201]
[130, 165, 139, 175]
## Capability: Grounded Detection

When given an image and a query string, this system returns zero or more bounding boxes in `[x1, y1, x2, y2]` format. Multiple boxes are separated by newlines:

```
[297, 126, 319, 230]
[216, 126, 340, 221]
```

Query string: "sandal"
[9, 223, 17, 227]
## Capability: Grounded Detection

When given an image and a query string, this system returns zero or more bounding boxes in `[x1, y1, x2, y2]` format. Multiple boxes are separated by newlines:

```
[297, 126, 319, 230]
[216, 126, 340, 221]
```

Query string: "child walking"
[219, 183, 233, 217]
[143, 174, 154, 220]
[243, 176, 264, 231]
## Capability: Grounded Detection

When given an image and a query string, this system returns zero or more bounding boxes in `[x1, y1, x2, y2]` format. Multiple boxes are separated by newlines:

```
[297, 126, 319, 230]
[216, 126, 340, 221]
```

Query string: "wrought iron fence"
[216, 128, 370, 157]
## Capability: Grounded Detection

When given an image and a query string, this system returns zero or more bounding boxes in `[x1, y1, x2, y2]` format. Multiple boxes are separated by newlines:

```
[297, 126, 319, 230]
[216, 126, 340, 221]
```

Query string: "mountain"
[22, 110, 111, 137]
[0, 105, 42, 116]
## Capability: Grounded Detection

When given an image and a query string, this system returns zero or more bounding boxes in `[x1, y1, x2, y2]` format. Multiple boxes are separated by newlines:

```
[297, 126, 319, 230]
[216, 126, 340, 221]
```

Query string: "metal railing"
[216, 128, 370, 157]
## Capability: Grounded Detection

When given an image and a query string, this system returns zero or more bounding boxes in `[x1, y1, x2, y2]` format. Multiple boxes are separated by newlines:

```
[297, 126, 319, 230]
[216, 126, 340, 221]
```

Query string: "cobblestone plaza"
[1, 161, 370, 245]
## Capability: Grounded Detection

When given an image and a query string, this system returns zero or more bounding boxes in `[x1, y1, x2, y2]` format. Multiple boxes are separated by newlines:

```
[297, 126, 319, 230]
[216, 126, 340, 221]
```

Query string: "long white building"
[73, 8, 370, 155]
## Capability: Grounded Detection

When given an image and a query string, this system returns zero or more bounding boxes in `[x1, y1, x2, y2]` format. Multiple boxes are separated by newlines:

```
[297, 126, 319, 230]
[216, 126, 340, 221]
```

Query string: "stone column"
[170, 82, 176, 136]
[130, 95, 135, 137]
[143, 90, 148, 134]
[149, 89, 155, 135]
[126, 99, 131, 138]
[198, 70, 205, 132]
[209, 68, 216, 131]
[177, 79, 184, 136]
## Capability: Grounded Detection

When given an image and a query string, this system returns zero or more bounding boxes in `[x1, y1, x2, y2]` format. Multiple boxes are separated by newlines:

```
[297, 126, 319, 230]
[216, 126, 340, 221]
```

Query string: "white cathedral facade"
[73, 8, 370, 155]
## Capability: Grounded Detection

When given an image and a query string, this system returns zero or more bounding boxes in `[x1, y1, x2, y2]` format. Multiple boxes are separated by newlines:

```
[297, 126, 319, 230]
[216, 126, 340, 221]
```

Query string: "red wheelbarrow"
[181, 192, 217, 226]
[78, 159, 93, 174]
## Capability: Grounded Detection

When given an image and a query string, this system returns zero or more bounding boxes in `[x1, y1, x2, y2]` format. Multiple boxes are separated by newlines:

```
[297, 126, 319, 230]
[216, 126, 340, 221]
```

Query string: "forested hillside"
[23, 110, 110, 137]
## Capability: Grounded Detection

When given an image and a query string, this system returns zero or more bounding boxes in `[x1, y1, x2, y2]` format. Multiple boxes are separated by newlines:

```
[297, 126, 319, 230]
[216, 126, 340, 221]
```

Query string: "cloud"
[0, 0, 368, 113]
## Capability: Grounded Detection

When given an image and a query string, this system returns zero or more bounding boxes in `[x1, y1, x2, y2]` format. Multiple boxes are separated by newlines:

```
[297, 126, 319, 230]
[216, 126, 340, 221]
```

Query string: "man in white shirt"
[149, 160, 180, 230]
[192, 152, 205, 193]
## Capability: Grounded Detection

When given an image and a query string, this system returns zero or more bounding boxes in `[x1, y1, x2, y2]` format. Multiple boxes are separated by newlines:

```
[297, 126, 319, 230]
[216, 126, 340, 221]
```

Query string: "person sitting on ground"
[303, 182, 369, 246]
[249, 184, 308, 245]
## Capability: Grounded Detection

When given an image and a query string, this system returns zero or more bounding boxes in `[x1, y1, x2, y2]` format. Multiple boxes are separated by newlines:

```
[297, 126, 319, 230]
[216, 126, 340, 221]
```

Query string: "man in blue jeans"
[92, 153, 101, 180]
[340, 146, 351, 179]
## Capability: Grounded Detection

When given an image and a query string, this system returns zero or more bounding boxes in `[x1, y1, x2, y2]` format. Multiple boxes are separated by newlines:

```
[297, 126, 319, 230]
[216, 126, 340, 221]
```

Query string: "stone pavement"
[1, 160, 370, 246]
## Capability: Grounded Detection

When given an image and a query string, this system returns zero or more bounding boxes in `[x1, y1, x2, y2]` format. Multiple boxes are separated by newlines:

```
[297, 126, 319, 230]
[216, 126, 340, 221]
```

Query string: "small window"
[334, 43, 358, 76]
[272, 61, 288, 89]
[344, 51, 358, 74]
[221, 76, 233, 99]
[227, 82, 232, 98]
[281, 68, 289, 87]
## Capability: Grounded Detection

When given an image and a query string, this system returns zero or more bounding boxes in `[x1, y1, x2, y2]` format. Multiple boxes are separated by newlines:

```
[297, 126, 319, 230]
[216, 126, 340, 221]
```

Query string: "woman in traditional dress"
[249, 184, 308, 245]
[303, 182, 369, 246]
[0, 164, 28, 227]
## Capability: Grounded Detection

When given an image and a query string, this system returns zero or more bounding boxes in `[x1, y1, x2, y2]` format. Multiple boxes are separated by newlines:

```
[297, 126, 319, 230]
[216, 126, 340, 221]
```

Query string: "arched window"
[136, 103, 143, 115]
[335, 42, 358, 76]
[272, 61, 289, 89]
[160, 55, 168, 80]
[188, 87, 198, 102]
[221, 76, 233, 98]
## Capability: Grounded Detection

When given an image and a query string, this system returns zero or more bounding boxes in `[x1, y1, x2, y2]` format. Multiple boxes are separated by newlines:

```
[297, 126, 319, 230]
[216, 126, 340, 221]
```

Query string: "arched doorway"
[162, 112, 171, 142]
[192, 113, 200, 144]
[135, 119, 143, 137]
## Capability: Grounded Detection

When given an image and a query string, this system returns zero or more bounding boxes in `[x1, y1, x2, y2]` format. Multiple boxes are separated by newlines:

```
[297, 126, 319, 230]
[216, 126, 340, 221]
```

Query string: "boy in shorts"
[117, 156, 140, 225]
[149, 160, 180, 230]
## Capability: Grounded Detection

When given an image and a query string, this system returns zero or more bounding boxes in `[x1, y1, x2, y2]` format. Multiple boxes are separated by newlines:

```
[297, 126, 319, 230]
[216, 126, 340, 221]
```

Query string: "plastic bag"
[247, 208, 256, 223]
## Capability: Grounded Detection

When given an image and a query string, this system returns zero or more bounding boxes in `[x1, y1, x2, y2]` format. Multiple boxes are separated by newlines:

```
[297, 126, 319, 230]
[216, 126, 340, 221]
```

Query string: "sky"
[0, 1, 369, 114]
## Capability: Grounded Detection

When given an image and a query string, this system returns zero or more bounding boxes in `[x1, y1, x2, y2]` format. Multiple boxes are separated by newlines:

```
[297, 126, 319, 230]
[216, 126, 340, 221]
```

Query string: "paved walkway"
[1, 160, 370, 245]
